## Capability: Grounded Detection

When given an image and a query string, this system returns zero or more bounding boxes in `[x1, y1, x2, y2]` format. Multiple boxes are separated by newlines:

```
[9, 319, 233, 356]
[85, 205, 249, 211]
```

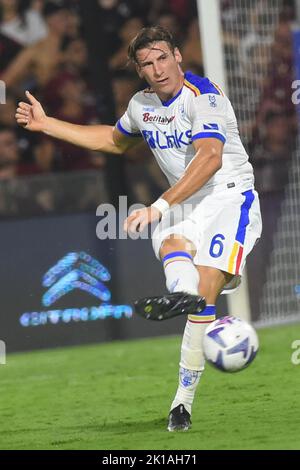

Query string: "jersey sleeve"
[188, 93, 227, 144]
[116, 97, 141, 138]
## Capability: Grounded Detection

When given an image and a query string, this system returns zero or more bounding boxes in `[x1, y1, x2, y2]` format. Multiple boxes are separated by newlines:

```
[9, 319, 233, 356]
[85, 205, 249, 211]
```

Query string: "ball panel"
[203, 315, 259, 372]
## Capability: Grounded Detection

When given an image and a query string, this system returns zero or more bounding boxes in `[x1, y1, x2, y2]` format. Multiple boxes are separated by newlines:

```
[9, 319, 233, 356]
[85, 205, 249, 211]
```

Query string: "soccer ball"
[203, 315, 259, 372]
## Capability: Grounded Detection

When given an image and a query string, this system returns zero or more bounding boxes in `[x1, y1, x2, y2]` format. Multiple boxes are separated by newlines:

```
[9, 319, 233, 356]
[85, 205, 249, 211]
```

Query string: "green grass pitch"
[0, 323, 300, 450]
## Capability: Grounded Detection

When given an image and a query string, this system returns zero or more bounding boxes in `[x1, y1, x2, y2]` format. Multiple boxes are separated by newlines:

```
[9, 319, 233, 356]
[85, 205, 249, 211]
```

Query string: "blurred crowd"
[0, 0, 298, 215]
[221, 0, 298, 314]
[221, 0, 297, 196]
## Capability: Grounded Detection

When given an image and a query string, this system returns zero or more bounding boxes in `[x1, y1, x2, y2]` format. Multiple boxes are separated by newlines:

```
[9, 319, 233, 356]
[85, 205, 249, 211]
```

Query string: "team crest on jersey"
[209, 95, 217, 108]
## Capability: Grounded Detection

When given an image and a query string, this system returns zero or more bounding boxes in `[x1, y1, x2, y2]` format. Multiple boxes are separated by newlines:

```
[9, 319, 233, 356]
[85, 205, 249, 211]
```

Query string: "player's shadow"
[3, 418, 168, 441]
[64, 418, 167, 434]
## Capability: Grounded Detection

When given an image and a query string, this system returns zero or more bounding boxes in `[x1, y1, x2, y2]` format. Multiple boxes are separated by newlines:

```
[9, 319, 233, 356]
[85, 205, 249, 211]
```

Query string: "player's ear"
[174, 47, 182, 64]
[135, 63, 143, 79]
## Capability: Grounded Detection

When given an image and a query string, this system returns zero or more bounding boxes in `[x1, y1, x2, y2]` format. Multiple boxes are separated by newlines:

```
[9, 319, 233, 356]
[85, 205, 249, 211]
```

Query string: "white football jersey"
[117, 71, 254, 194]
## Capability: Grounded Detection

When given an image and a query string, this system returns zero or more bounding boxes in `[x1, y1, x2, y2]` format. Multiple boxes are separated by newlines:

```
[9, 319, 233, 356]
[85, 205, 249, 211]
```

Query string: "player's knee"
[160, 235, 196, 259]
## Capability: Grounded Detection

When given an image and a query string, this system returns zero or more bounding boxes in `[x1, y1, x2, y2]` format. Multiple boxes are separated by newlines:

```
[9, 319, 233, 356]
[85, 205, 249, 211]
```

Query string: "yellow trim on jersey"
[184, 79, 201, 97]
[211, 81, 224, 96]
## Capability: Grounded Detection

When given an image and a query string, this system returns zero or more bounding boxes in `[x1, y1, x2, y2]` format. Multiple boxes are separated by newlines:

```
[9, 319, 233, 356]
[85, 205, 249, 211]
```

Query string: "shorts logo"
[42, 252, 111, 307]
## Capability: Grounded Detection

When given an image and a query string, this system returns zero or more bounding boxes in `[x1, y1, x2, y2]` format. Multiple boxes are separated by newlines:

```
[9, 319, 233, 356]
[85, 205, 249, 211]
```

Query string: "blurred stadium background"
[0, 0, 300, 451]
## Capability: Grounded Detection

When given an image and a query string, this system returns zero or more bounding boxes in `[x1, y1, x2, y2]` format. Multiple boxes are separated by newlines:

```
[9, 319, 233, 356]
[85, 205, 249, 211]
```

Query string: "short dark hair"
[128, 25, 177, 64]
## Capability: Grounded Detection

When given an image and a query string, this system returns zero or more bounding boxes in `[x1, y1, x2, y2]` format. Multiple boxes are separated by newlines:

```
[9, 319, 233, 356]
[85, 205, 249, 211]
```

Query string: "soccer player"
[15, 26, 262, 432]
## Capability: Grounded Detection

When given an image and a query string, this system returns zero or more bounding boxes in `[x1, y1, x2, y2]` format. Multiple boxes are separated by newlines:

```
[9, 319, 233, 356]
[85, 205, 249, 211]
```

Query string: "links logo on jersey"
[142, 129, 192, 149]
[20, 252, 133, 327]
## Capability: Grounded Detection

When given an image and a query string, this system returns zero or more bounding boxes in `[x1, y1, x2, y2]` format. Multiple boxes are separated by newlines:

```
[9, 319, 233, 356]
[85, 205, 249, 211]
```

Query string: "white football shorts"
[152, 184, 262, 292]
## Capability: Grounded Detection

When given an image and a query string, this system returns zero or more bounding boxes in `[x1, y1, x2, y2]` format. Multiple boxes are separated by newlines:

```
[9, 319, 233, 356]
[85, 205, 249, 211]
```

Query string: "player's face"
[135, 41, 184, 101]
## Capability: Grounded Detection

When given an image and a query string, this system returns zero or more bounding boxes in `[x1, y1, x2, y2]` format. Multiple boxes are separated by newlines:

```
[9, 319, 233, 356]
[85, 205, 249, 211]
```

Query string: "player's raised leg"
[134, 234, 206, 321]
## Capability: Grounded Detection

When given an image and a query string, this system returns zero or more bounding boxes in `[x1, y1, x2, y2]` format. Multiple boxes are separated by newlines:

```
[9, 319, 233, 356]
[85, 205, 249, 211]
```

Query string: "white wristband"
[151, 198, 170, 216]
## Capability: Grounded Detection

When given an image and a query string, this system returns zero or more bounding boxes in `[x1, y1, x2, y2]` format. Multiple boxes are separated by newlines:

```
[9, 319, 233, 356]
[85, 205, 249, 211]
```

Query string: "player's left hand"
[124, 206, 161, 234]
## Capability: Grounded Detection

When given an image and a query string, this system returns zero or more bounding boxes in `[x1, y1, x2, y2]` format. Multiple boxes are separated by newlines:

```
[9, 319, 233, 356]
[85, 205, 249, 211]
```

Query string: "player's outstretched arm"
[15, 91, 140, 155]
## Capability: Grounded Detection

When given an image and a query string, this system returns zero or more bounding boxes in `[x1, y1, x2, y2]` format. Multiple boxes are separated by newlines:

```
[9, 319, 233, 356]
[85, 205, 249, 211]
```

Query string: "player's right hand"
[15, 90, 47, 132]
